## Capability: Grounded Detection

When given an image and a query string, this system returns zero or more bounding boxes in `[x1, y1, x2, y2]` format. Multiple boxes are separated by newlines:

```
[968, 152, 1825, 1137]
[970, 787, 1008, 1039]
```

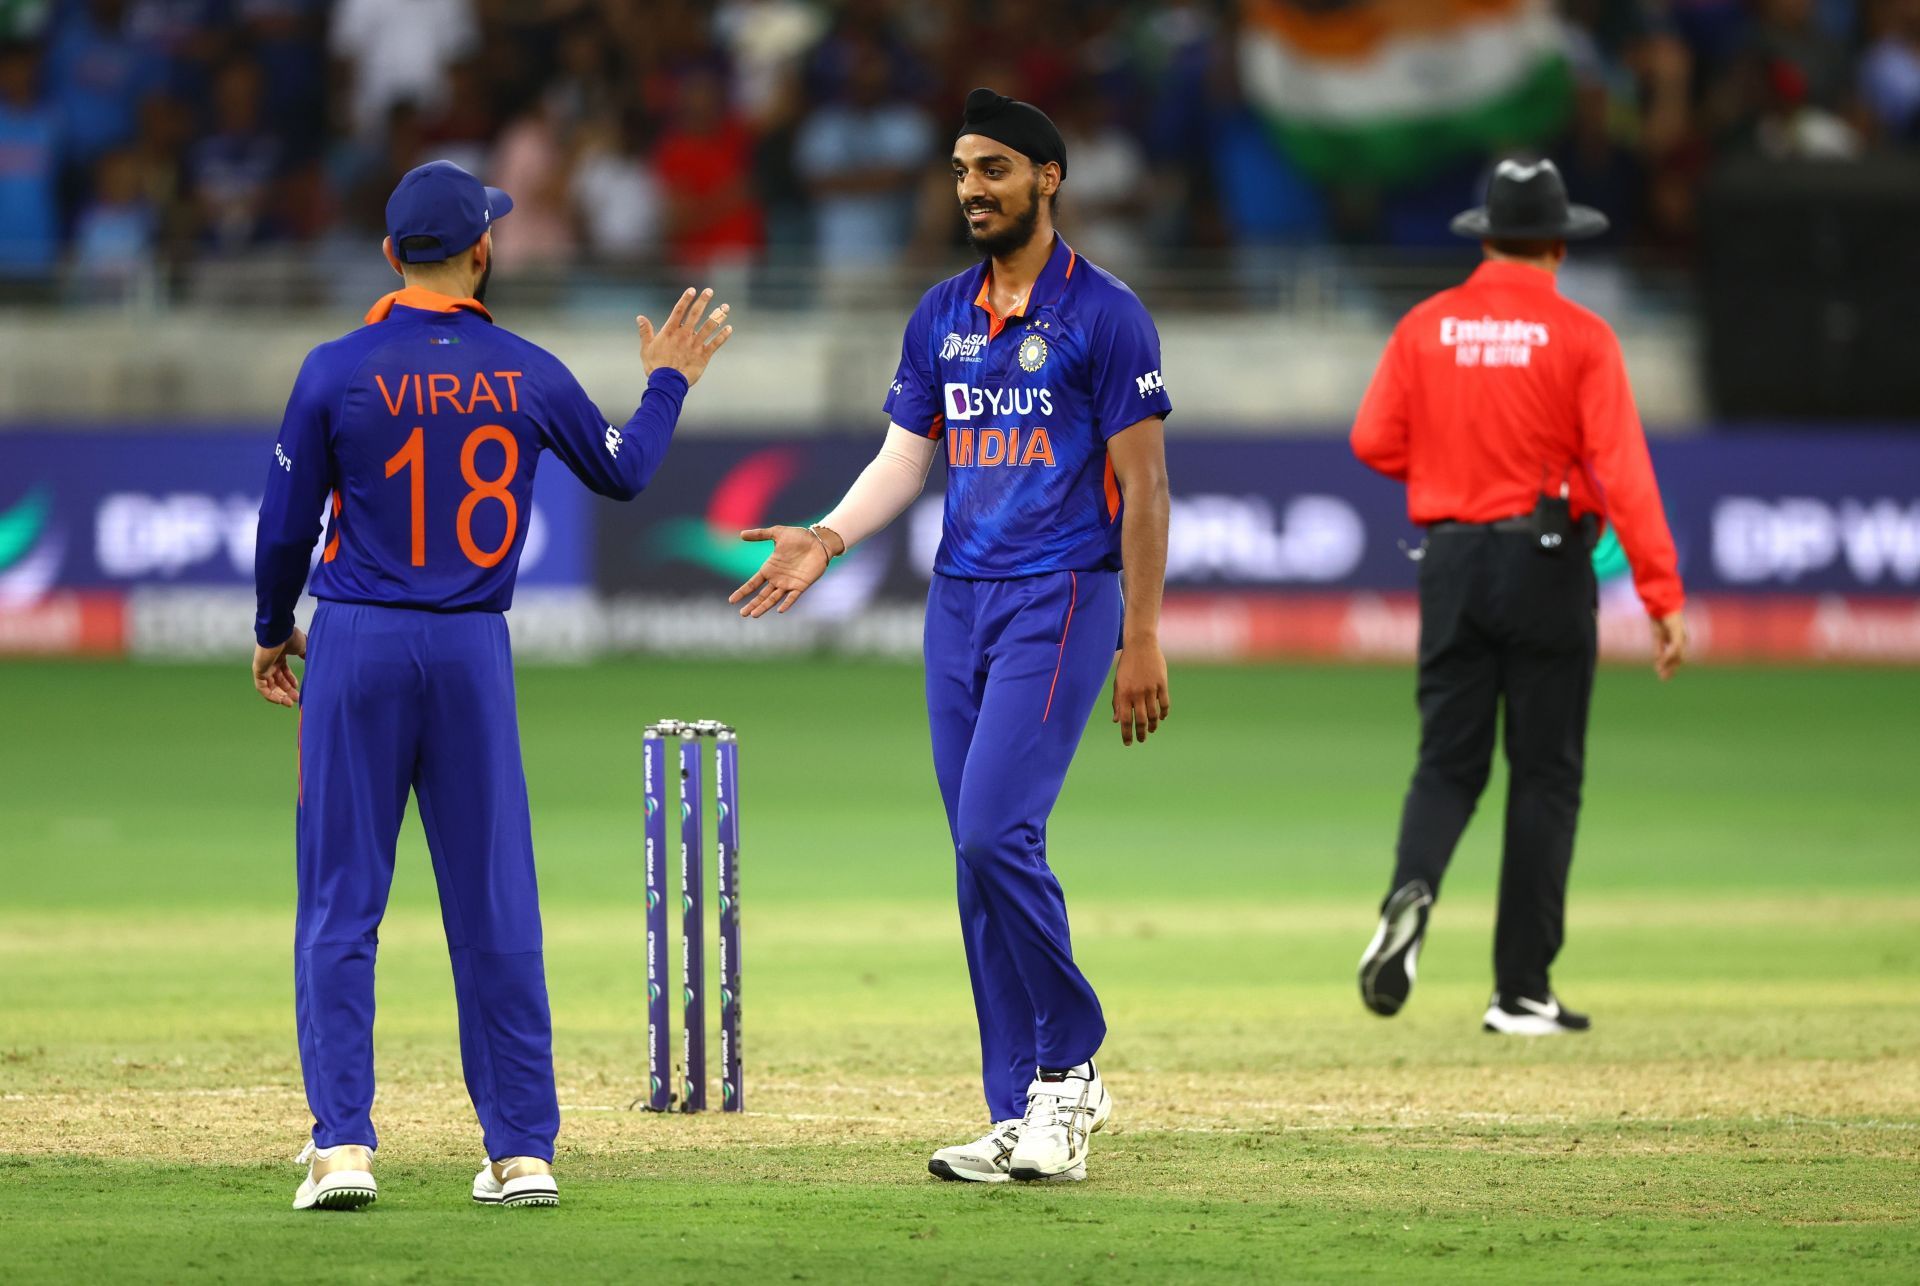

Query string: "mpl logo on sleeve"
[1440, 317, 1550, 368]
[1135, 369, 1164, 397]
[940, 332, 988, 362]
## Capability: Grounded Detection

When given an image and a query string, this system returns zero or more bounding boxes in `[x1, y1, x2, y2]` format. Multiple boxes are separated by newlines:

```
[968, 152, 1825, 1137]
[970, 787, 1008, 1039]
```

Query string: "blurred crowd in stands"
[1, 0, 1917, 298]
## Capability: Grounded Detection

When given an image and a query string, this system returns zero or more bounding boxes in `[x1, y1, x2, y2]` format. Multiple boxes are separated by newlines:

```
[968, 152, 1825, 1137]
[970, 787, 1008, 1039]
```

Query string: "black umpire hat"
[1449, 158, 1608, 241]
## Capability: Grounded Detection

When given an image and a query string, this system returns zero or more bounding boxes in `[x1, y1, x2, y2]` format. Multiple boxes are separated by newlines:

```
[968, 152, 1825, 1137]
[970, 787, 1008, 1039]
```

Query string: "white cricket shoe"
[930, 1120, 1031, 1183]
[1482, 991, 1592, 1036]
[1007, 1062, 1111, 1182]
[472, 1156, 560, 1208]
[291, 1141, 376, 1211]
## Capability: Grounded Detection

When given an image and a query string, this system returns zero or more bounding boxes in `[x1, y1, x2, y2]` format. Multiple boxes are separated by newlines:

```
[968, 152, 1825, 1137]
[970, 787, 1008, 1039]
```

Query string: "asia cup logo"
[940, 332, 987, 362]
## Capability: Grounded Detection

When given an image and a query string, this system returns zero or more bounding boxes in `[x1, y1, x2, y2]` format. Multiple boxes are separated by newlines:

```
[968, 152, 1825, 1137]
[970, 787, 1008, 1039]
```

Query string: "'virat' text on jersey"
[884, 237, 1172, 578]
[252, 287, 685, 646]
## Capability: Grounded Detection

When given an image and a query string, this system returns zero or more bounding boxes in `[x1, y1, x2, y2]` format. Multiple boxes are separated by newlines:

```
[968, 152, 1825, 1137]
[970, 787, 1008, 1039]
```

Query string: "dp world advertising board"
[2, 429, 1917, 662]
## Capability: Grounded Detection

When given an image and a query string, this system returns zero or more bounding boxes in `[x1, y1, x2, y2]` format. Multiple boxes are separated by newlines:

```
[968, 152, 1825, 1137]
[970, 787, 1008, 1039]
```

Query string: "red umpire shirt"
[1350, 259, 1684, 619]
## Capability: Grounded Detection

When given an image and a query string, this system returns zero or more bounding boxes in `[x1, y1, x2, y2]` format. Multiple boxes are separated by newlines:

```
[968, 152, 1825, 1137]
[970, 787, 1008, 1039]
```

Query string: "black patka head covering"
[956, 87, 1067, 179]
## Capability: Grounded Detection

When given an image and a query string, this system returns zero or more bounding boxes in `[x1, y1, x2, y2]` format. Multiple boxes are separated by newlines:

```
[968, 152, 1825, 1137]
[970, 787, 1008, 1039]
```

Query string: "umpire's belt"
[1426, 514, 1601, 542]
[1426, 515, 1535, 534]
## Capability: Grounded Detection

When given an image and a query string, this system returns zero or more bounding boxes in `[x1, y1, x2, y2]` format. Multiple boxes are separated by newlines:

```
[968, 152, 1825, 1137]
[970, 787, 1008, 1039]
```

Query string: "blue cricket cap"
[385, 160, 514, 263]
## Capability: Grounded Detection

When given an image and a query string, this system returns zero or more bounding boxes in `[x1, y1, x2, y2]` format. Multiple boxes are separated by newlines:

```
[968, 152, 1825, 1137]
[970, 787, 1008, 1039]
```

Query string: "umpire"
[1351, 159, 1688, 1036]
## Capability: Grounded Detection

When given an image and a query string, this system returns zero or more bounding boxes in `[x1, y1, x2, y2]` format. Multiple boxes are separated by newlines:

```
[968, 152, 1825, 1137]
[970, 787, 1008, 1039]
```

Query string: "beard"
[473, 258, 493, 305]
[965, 179, 1043, 259]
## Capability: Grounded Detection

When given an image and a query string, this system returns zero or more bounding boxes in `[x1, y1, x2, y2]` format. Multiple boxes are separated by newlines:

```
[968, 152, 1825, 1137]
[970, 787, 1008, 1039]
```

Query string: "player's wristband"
[804, 524, 835, 563]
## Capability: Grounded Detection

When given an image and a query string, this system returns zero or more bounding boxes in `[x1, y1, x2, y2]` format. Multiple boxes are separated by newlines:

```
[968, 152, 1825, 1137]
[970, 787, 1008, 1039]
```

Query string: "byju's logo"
[943, 383, 1055, 422]
[940, 332, 988, 362]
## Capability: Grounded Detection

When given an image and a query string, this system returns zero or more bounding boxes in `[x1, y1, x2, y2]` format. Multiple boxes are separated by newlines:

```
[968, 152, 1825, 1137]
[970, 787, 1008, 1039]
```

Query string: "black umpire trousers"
[1389, 523, 1598, 1001]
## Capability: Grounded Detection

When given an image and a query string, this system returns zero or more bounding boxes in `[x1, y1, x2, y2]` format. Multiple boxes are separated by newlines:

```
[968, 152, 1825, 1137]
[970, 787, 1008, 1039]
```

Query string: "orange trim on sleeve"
[322, 490, 342, 562]
[1103, 454, 1121, 522]
[364, 286, 493, 324]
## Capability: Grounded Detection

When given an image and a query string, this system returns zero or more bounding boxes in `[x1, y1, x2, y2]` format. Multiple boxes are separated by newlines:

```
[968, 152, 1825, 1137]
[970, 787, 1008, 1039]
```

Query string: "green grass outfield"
[2, 659, 1917, 1283]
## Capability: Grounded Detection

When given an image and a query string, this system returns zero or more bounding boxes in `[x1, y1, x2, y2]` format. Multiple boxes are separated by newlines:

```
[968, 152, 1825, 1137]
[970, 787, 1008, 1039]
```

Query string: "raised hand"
[637, 287, 733, 386]
[729, 525, 834, 618]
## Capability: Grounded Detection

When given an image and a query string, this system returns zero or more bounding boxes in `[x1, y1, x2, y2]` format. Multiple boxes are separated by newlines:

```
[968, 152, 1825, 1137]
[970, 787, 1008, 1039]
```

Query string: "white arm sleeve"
[817, 423, 938, 551]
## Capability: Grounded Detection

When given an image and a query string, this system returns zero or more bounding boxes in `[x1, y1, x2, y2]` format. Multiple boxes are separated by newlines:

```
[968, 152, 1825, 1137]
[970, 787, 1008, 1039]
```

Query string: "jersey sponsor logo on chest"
[943, 382, 1054, 421]
[1440, 316, 1550, 368]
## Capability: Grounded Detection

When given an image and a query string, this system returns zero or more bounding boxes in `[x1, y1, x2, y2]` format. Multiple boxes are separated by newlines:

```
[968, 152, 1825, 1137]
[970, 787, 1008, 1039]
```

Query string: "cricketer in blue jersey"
[249, 160, 734, 1212]
[730, 90, 1172, 1183]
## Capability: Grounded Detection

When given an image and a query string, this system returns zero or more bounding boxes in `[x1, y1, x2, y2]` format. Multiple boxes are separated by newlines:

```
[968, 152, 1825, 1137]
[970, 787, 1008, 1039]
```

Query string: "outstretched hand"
[637, 287, 733, 386]
[730, 526, 830, 618]
[252, 626, 307, 709]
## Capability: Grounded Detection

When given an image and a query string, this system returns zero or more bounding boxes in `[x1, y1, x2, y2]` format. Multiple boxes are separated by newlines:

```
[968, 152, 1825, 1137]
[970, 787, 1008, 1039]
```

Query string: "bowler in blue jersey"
[731, 89, 1173, 1183]
[249, 160, 734, 1212]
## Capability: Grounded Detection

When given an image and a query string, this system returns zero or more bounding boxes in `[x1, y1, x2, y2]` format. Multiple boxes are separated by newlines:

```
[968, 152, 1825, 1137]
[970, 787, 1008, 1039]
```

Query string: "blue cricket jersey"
[883, 236, 1171, 578]
[254, 287, 687, 646]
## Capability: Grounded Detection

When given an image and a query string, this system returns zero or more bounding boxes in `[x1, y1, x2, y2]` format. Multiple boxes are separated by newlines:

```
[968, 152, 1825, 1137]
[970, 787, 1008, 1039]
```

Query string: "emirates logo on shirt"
[1441, 316, 1551, 368]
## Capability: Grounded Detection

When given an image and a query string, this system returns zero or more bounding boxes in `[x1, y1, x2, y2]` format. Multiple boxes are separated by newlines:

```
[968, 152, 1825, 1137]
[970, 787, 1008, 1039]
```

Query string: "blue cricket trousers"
[295, 601, 558, 1160]
[924, 570, 1121, 1122]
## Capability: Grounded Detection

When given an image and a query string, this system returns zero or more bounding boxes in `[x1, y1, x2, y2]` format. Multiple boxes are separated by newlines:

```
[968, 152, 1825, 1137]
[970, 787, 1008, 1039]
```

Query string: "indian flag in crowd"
[1239, 0, 1573, 187]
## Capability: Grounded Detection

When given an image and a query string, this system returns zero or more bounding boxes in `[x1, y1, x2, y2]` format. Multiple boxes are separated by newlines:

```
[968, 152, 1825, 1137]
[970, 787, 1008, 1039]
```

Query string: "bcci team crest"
[1017, 332, 1049, 372]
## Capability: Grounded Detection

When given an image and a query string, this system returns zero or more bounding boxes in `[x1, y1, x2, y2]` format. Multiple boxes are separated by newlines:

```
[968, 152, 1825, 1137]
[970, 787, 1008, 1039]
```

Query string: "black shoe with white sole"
[1358, 879, 1433, 1016]
[1482, 992, 1591, 1035]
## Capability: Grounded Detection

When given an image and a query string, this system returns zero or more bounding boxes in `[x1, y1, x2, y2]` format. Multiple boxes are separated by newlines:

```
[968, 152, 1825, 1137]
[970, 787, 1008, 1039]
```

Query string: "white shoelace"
[1024, 1082, 1097, 1137]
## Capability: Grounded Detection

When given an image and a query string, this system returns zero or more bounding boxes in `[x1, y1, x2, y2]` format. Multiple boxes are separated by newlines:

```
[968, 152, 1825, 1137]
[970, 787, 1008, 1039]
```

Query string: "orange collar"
[972, 274, 1028, 341]
[973, 237, 1077, 341]
[364, 286, 493, 324]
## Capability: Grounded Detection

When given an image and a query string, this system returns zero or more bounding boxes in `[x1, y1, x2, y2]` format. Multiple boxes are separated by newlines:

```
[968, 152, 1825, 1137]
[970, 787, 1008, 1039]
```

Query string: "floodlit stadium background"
[3, 0, 1916, 659]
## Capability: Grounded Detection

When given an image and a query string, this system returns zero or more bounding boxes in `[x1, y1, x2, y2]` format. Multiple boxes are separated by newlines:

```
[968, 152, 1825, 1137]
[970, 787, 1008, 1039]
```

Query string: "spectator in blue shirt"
[44, 0, 167, 180]
[187, 56, 282, 249]
[795, 37, 932, 271]
[69, 142, 154, 295]
[0, 39, 60, 280]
